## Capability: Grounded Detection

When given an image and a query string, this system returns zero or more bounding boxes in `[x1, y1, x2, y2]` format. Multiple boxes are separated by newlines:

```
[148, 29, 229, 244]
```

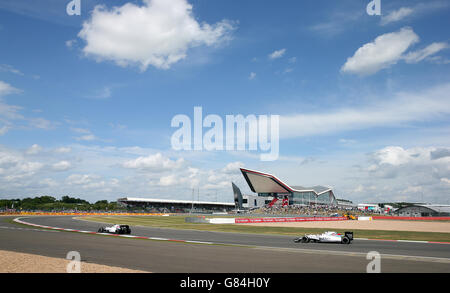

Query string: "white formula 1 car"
[294, 231, 353, 244]
[97, 224, 131, 234]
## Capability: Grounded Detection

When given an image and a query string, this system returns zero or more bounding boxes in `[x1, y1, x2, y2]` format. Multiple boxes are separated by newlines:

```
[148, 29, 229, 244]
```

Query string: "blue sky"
[0, 0, 449, 204]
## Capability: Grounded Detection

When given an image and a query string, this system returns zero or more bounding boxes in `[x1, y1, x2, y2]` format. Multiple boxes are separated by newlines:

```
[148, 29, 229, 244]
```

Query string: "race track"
[1, 216, 450, 273]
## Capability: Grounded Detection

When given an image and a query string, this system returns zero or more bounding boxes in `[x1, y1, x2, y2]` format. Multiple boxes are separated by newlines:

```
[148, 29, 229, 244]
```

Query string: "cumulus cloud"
[52, 161, 72, 171]
[123, 153, 185, 171]
[0, 148, 43, 182]
[222, 161, 244, 174]
[159, 174, 178, 186]
[367, 146, 450, 181]
[0, 80, 21, 97]
[268, 49, 286, 60]
[66, 174, 111, 190]
[25, 144, 43, 155]
[431, 148, 450, 160]
[78, 0, 236, 70]
[341, 27, 419, 75]
[343, 145, 450, 203]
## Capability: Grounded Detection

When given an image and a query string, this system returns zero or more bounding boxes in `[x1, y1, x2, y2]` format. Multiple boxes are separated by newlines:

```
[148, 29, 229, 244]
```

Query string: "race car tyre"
[301, 237, 308, 243]
[342, 237, 350, 244]
[98, 228, 104, 233]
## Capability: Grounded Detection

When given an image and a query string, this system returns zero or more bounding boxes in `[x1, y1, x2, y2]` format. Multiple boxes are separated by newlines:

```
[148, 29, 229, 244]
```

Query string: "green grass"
[80, 215, 450, 243]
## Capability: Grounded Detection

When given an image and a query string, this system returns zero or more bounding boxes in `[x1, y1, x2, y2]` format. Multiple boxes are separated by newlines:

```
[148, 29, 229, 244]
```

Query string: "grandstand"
[236, 168, 346, 208]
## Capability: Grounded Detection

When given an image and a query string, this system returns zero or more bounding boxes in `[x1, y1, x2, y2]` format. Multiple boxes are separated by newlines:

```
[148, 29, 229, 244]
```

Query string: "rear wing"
[344, 231, 353, 240]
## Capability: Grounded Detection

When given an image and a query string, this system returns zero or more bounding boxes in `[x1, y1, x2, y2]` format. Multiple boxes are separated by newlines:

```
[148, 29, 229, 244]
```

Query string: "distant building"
[394, 204, 450, 217]
[237, 168, 343, 208]
[336, 199, 356, 208]
[358, 203, 381, 212]
[117, 197, 235, 212]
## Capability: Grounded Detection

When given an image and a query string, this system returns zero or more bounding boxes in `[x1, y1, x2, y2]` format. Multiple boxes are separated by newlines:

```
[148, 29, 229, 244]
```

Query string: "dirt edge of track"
[0, 249, 150, 273]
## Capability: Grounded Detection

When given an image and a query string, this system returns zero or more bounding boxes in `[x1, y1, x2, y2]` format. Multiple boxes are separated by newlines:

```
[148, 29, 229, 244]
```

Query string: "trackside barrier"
[235, 216, 347, 224]
[372, 216, 450, 221]
[0, 212, 169, 216]
[209, 218, 236, 224]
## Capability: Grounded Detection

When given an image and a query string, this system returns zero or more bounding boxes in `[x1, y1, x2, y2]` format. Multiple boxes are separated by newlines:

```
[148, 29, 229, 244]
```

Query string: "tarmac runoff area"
[1, 216, 450, 273]
[240, 219, 450, 233]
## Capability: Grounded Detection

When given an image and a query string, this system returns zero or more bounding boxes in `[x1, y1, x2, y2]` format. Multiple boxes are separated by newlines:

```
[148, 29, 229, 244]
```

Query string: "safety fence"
[235, 216, 348, 224]
[372, 216, 450, 221]
[0, 212, 168, 216]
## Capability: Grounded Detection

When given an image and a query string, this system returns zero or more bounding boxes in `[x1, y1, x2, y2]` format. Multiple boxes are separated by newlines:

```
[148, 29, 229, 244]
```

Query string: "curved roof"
[240, 168, 332, 195]
[397, 204, 450, 214]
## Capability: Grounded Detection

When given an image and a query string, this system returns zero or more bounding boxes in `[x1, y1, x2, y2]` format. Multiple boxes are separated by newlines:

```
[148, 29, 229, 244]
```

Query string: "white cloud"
[52, 161, 72, 171]
[71, 128, 99, 141]
[123, 153, 185, 171]
[341, 27, 419, 75]
[25, 144, 43, 155]
[159, 174, 178, 186]
[0, 148, 43, 182]
[0, 80, 21, 97]
[380, 2, 450, 26]
[87, 86, 112, 99]
[78, 0, 236, 70]
[39, 178, 58, 188]
[268, 49, 286, 60]
[0, 64, 24, 76]
[66, 174, 109, 190]
[248, 72, 256, 80]
[222, 161, 244, 174]
[403, 42, 449, 64]
[373, 146, 415, 166]
[65, 39, 77, 48]
[75, 134, 97, 141]
[0, 81, 56, 133]
[54, 147, 72, 154]
[28, 117, 54, 129]
[380, 7, 414, 26]
[0, 126, 9, 136]
[279, 82, 450, 139]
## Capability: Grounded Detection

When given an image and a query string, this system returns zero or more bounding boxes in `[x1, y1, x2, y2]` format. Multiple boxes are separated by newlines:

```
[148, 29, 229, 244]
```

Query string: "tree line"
[0, 196, 125, 211]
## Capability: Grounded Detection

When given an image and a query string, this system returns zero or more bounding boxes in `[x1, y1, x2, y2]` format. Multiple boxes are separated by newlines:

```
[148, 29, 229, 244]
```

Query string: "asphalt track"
[1, 216, 450, 273]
